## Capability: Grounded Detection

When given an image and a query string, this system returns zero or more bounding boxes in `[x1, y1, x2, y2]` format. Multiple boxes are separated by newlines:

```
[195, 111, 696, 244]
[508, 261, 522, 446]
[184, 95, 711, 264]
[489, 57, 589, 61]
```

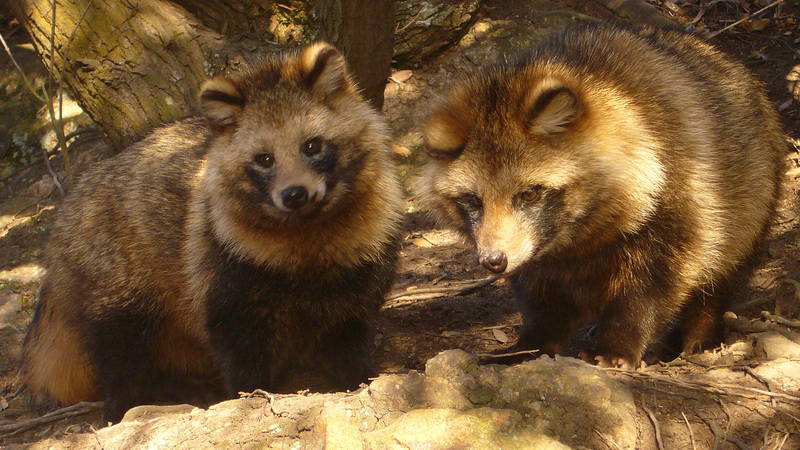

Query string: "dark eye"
[457, 193, 482, 210]
[255, 153, 274, 168]
[302, 137, 323, 155]
[519, 186, 540, 202]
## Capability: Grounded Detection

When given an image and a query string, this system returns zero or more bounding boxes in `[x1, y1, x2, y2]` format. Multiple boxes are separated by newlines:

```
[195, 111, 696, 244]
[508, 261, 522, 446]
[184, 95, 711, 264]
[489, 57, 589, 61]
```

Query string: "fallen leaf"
[411, 238, 433, 248]
[392, 145, 411, 157]
[749, 18, 770, 31]
[0, 396, 8, 411]
[390, 69, 413, 83]
[742, 17, 769, 32]
[493, 328, 509, 343]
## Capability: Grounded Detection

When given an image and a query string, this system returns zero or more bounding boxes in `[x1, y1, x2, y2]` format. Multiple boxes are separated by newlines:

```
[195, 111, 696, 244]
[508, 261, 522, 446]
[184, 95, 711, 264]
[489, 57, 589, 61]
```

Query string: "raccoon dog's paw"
[579, 350, 641, 370]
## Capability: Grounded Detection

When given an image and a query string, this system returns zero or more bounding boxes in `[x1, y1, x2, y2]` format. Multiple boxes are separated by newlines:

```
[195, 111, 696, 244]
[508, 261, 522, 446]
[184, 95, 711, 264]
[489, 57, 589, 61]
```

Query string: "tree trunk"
[8, 0, 403, 149]
[8, 0, 282, 150]
[317, 0, 394, 109]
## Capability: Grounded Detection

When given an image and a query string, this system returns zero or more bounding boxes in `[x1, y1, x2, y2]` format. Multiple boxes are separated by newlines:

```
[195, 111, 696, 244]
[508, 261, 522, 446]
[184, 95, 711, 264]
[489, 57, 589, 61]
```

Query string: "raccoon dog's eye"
[254, 153, 275, 168]
[456, 194, 482, 210]
[520, 186, 541, 202]
[302, 137, 323, 155]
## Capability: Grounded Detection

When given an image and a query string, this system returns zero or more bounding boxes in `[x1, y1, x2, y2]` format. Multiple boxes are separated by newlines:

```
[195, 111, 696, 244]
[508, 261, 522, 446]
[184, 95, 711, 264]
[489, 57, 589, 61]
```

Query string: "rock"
[0, 264, 45, 284]
[369, 370, 473, 410]
[24, 175, 56, 198]
[0, 290, 22, 327]
[754, 331, 800, 360]
[425, 346, 479, 378]
[768, 239, 786, 258]
[21, 351, 637, 449]
[750, 360, 800, 392]
[369, 408, 570, 449]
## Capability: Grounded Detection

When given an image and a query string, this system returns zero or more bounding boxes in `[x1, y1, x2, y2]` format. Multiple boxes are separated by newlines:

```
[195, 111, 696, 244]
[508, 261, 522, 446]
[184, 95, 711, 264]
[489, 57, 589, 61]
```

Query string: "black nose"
[281, 186, 309, 210]
[479, 252, 508, 273]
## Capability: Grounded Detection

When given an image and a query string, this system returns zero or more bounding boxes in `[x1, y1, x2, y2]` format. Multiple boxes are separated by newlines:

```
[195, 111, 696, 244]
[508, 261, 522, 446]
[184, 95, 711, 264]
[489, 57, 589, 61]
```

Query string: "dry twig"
[0, 127, 99, 186]
[643, 406, 665, 450]
[43, 0, 93, 188]
[475, 349, 539, 359]
[89, 425, 104, 449]
[743, 366, 777, 407]
[764, 403, 800, 424]
[682, 412, 697, 450]
[606, 368, 800, 403]
[386, 276, 499, 302]
[0, 401, 103, 438]
[0, 32, 46, 102]
[762, 311, 800, 329]
[593, 429, 624, 449]
[707, 0, 787, 38]
[395, 9, 422, 33]
[698, 412, 749, 450]
[41, 144, 65, 198]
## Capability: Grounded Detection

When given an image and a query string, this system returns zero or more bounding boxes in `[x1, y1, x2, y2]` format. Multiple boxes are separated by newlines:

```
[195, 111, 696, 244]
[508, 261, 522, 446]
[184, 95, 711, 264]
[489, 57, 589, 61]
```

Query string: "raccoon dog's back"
[415, 23, 786, 368]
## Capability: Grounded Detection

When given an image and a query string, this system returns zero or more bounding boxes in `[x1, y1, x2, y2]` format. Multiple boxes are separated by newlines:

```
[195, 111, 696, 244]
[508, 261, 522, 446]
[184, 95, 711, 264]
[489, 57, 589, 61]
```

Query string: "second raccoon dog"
[414, 23, 786, 368]
[21, 43, 404, 423]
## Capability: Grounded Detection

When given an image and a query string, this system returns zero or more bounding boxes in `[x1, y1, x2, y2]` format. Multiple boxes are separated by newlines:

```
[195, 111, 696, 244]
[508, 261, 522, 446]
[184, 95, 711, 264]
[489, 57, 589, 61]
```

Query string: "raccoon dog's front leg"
[316, 317, 377, 391]
[86, 295, 164, 424]
[500, 275, 583, 364]
[205, 295, 278, 396]
[580, 290, 683, 369]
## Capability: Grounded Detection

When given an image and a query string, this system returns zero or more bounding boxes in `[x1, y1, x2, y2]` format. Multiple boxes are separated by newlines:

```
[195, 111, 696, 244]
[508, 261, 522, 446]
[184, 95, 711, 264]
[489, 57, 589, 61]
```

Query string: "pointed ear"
[297, 42, 352, 96]
[424, 109, 470, 160]
[199, 77, 245, 127]
[524, 78, 581, 134]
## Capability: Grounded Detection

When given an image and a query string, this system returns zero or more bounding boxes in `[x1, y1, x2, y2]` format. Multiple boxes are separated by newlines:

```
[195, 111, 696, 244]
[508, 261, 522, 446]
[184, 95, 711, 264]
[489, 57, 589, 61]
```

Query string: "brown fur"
[414, 23, 786, 368]
[21, 42, 404, 422]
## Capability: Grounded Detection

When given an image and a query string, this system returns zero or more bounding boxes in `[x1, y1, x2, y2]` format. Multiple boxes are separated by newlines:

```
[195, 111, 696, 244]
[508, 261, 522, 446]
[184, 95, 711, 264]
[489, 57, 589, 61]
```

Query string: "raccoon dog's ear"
[198, 77, 245, 128]
[525, 79, 581, 134]
[298, 42, 352, 97]
[423, 110, 469, 160]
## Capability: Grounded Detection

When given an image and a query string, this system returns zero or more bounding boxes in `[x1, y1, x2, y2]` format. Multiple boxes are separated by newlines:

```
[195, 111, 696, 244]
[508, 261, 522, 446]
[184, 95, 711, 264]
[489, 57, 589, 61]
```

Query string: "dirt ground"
[1, 0, 799, 448]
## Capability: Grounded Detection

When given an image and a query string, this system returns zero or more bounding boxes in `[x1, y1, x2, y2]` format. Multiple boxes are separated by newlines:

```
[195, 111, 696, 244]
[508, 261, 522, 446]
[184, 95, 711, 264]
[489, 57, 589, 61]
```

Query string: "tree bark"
[7, 0, 405, 149]
[8, 0, 279, 150]
[317, 0, 394, 109]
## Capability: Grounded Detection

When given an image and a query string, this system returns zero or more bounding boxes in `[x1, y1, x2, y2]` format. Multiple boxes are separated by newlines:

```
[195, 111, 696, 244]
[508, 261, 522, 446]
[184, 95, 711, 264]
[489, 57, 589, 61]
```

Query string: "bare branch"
[385, 276, 499, 303]
[643, 406, 665, 450]
[707, 0, 786, 39]
[0, 32, 46, 102]
[0, 401, 103, 438]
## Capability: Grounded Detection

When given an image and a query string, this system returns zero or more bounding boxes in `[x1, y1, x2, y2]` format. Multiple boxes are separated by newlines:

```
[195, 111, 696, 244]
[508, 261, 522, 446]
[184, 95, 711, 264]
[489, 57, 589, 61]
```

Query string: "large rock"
[21, 350, 637, 449]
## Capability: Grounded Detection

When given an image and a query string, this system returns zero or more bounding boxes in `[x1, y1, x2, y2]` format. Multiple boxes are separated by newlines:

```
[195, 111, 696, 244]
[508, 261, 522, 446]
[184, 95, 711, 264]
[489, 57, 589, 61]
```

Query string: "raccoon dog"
[21, 43, 404, 422]
[414, 23, 786, 368]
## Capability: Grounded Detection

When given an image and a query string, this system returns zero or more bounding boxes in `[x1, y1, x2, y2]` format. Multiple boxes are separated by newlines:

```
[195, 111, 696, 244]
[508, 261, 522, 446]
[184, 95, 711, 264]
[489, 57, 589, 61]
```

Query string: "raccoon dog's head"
[199, 42, 381, 223]
[415, 64, 666, 275]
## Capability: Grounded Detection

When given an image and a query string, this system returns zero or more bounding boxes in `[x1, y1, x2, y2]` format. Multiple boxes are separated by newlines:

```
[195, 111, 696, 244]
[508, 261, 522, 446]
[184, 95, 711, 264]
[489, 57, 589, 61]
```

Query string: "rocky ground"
[1, 0, 800, 448]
